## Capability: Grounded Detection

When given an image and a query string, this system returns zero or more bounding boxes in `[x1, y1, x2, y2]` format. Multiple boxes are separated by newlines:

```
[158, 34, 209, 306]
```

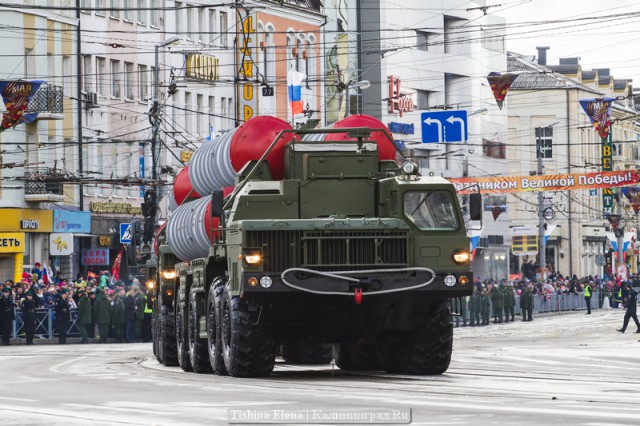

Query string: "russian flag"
[42, 263, 50, 284]
[287, 69, 306, 115]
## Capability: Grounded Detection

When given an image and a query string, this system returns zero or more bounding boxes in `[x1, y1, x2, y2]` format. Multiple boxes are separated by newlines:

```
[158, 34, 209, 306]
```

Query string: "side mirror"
[211, 189, 224, 217]
[469, 193, 482, 221]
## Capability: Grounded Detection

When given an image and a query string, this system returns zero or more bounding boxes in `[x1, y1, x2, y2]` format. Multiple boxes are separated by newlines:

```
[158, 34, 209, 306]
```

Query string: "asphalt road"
[1, 308, 639, 426]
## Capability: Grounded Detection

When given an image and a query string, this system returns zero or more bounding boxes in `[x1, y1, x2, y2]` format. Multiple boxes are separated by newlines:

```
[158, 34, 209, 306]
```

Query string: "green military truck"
[150, 115, 476, 377]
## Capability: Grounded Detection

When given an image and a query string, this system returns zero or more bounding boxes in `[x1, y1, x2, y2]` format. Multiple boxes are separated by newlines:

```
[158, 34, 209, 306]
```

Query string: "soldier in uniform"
[20, 290, 37, 345]
[77, 289, 93, 344]
[468, 290, 479, 326]
[111, 290, 126, 343]
[55, 289, 71, 344]
[93, 288, 111, 343]
[134, 286, 146, 341]
[617, 283, 640, 333]
[502, 282, 516, 322]
[491, 282, 504, 323]
[520, 284, 534, 321]
[0, 287, 16, 345]
[480, 288, 491, 325]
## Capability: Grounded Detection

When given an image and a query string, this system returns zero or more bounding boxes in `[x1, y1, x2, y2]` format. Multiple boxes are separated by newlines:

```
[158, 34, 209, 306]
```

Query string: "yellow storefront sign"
[0, 232, 25, 253]
[186, 53, 219, 82]
[0, 209, 53, 233]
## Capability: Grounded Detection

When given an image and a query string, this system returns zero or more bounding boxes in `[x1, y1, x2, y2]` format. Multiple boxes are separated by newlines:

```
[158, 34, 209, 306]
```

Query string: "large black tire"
[221, 286, 275, 377]
[281, 343, 333, 365]
[152, 308, 161, 363]
[160, 312, 178, 366]
[207, 280, 227, 375]
[380, 299, 452, 375]
[175, 285, 193, 372]
[334, 343, 382, 371]
[188, 287, 212, 374]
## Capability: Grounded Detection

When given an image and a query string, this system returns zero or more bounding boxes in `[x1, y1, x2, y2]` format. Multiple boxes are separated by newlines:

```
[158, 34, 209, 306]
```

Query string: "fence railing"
[452, 292, 610, 321]
[11, 308, 81, 339]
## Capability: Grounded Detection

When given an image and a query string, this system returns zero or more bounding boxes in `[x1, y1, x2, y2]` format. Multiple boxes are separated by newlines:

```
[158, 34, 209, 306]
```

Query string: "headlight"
[452, 250, 470, 264]
[146, 280, 155, 289]
[402, 160, 418, 175]
[444, 275, 456, 287]
[161, 269, 177, 280]
[244, 251, 263, 265]
[260, 276, 273, 288]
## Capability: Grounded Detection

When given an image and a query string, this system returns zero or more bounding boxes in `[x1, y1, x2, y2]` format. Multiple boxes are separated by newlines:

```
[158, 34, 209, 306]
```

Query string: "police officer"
[0, 287, 16, 345]
[20, 290, 37, 345]
[55, 289, 71, 344]
[142, 291, 153, 342]
[584, 281, 593, 315]
[134, 286, 146, 341]
[617, 283, 640, 333]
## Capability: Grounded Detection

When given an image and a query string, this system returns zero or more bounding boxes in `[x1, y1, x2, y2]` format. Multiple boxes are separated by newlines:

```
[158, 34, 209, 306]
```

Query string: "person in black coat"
[21, 291, 37, 345]
[617, 283, 640, 334]
[124, 289, 136, 343]
[55, 289, 71, 344]
[0, 287, 16, 345]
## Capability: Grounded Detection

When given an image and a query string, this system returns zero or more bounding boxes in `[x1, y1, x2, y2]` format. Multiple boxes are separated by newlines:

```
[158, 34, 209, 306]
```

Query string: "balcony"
[24, 167, 65, 202]
[25, 84, 64, 120]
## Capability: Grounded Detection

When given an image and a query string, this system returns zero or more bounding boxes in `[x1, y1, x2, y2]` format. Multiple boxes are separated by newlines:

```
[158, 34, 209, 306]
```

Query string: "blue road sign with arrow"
[421, 110, 468, 143]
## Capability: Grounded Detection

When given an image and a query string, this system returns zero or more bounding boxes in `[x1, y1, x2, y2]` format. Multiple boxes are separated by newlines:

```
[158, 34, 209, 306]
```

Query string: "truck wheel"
[188, 287, 212, 374]
[152, 307, 161, 363]
[281, 343, 333, 365]
[175, 286, 193, 372]
[334, 343, 382, 371]
[207, 281, 227, 375]
[160, 312, 178, 366]
[380, 299, 452, 375]
[221, 286, 275, 377]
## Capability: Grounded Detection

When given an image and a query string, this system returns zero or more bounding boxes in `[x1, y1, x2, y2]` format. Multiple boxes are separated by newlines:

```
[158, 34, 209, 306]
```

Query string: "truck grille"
[245, 229, 410, 272]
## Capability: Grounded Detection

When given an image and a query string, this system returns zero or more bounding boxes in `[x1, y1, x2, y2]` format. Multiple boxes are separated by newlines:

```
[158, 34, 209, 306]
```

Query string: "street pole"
[537, 151, 546, 275]
[616, 189, 625, 273]
[345, 85, 350, 117]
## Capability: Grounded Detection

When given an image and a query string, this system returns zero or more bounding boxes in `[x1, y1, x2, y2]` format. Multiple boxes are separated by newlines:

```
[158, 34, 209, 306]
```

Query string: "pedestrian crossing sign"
[120, 223, 132, 243]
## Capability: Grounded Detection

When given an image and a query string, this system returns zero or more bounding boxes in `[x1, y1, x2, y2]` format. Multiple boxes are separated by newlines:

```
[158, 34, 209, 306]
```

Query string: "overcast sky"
[496, 0, 640, 84]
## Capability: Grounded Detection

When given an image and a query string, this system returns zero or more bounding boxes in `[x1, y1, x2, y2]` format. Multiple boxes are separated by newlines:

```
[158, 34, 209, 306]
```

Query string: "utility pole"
[537, 144, 546, 275]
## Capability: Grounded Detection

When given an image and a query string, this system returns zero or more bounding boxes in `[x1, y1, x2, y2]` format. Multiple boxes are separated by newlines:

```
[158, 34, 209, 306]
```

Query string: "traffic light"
[130, 220, 143, 246]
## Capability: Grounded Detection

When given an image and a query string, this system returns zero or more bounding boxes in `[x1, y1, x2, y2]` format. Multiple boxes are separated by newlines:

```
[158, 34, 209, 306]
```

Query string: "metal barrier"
[453, 291, 604, 323]
[11, 308, 81, 339]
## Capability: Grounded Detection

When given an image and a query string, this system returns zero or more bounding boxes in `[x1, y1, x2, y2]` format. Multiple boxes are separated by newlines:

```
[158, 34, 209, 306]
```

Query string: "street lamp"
[345, 80, 370, 116]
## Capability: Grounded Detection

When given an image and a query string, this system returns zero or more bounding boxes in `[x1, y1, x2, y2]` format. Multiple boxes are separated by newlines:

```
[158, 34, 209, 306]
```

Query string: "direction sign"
[120, 223, 132, 244]
[421, 110, 468, 143]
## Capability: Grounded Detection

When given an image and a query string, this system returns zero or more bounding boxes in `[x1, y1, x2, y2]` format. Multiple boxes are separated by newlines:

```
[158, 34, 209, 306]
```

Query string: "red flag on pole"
[111, 247, 123, 282]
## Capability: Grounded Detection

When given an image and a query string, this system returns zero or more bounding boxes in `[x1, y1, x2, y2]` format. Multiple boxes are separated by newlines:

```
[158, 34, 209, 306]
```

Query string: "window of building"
[96, 57, 106, 95]
[124, 62, 134, 99]
[83, 55, 93, 92]
[47, 53, 55, 83]
[63, 55, 72, 95]
[81, 0, 91, 13]
[444, 15, 463, 54]
[138, 64, 148, 100]
[137, 0, 146, 24]
[198, 9, 205, 43]
[24, 48, 35, 78]
[175, 2, 183, 34]
[150, 0, 159, 27]
[414, 30, 435, 51]
[305, 35, 315, 89]
[111, 60, 121, 97]
[219, 11, 228, 47]
[95, 0, 105, 15]
[481, 27, 505, 53]
[197, 94, 204, 134]
[415, 89, 434, 110]
[265, 24, 275, 82]
[208, 95, 215, 129]
[184, 92, 192, 132]
[286, 32, 294, 71]
[483, 139, 506, 159]
[209, 10, 216, 43]
[123, 0, 132, 20]
[228, 98, 233, 126]
[110, 0, 121, 19]
[187, 5, 194, 39]
[295, 37, 304, 72]
[535, 127, 553, 159]
[220, 96, 227, 127]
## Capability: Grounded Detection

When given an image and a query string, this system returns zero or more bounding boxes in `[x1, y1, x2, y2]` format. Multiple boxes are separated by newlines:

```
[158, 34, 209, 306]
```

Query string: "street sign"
[595, 255, 605, 267]
[120, 223, 132, 244]
[421, 110, 468, 143]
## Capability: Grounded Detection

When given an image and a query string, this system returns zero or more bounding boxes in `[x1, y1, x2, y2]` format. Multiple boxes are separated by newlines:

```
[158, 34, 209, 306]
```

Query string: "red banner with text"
[451, 170, 640, 194]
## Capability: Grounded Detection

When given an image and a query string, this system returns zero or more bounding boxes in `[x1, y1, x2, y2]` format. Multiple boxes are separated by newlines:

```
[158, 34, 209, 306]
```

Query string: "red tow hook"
[354, 288, 363, 305]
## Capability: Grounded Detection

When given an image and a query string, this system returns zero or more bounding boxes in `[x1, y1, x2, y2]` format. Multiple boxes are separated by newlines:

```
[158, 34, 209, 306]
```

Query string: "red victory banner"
[579, 97, 614, 139]
[0, 80, 44, 132]
[451, 170, 640, 194]
[486, 72, 519, 110]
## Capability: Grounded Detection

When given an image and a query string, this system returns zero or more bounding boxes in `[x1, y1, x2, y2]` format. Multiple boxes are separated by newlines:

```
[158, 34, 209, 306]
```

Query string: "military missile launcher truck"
[150, 114, 477, 377]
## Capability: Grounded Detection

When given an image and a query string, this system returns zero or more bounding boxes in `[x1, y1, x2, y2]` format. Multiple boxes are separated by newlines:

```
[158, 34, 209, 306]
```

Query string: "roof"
[581, 70, 597, 81]
[613, 79, 628, 91]
[548, 64, 580, 75]
[507, 52, 601, 93]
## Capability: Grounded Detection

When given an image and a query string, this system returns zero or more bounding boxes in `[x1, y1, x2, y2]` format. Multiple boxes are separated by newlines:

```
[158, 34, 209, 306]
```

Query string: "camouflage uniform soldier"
[502, 282, 516, 322]
[480, 288, 491, 325]
[520, 284, 534, 321]
[491, 282, 504, 323]
[468, 290, 479, 326]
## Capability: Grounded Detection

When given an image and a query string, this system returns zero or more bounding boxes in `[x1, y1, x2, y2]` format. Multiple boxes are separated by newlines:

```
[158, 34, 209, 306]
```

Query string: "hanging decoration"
[578, 97, 615, 139]
[0, 80, 44, 132]
[486, 72, 519, 110]
[621, 187, 640, 213]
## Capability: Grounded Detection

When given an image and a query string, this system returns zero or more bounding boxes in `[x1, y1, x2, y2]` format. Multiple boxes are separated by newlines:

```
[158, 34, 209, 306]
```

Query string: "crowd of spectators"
[0, 262, 152, 346]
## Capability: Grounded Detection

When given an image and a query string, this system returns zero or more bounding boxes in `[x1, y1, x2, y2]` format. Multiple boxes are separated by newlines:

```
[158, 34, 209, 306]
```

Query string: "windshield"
[404, 190, 459, 231]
